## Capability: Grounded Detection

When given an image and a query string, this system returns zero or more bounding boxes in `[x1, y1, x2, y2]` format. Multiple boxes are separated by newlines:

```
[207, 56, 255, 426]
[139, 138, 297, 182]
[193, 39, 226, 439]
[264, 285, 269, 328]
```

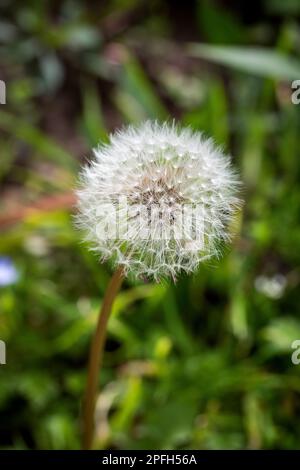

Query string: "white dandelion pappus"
[76, 121, 241, 280]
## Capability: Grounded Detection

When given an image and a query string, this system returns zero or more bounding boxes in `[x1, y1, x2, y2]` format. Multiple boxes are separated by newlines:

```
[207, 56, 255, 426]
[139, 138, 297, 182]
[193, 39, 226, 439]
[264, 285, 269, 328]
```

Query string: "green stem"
[82, 266, 124, 450]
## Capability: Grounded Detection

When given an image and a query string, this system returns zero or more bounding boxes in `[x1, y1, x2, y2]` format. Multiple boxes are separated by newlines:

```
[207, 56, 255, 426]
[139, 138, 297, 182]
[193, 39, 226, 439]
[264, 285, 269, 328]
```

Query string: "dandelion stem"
[82, 266, 124, 449]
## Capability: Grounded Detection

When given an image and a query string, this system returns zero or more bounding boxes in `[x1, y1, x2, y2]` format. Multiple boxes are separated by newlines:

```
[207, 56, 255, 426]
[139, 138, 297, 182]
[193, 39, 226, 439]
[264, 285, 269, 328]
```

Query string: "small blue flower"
[0, 257, 19, 287]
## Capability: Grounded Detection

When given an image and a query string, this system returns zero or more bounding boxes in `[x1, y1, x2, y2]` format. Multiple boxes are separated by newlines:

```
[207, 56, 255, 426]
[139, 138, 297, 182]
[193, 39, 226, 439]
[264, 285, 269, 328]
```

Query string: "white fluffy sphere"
[76, 121, 241, 280]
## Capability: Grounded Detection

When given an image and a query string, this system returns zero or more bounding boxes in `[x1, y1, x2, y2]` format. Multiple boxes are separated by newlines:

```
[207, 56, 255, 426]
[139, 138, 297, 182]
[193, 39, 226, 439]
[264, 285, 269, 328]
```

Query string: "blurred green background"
[1, 0, 300, 450]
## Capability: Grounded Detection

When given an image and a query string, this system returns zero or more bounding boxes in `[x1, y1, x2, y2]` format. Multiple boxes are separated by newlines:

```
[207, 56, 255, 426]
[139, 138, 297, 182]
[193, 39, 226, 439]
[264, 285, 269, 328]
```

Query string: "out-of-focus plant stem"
[82, 266, 124, 450]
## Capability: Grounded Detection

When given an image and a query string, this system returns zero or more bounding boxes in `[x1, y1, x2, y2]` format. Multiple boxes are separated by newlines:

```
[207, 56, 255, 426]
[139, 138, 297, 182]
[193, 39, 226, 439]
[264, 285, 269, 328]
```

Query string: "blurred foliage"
[1, 0, 300, 450]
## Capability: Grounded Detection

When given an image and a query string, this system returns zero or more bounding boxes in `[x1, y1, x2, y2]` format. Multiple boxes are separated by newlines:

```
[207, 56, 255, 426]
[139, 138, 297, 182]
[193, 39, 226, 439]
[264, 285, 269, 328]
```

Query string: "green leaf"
[262, 318, 300, 352]
[162, 287, 194, 354]
[188, 44, 300, 80]
[81, 79, 108, 146]
[115, 54, 168, 122]
[196, 0, 245, 44]
[0, 110, 77, 171]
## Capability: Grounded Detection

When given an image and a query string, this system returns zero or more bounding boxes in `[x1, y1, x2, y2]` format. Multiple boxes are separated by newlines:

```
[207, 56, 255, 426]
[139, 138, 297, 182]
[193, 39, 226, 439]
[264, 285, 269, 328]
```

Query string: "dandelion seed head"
[76, 121, 241, 280]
